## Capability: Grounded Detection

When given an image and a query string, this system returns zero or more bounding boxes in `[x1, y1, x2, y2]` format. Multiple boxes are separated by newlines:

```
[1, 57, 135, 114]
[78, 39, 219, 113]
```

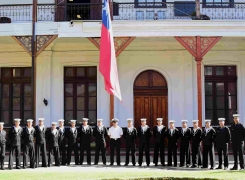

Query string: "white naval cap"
[233, 114, 239, 117]
[127, 118, 133, 121]
[0, 122, 4, 125]
[156, 118, 163, 121]
[82, 118, 89, 121]
[51, 122, 57, 125]
[27, 119, 33, 122]
[70, 119, 77, 123]
[169, 120, 175, 123]
[140, 118, 146, 122]
[38, 118, 45, 121]
[192, 120, 199, 123]
[58, 119, 65, 122]
[14, 118, 21, 122]
[97, 119, 103, 122]
[111, 118, 119, 122]
[181, 120, 188, 123]
[204, 119, 211, 122]
[218, 118, 225, 121]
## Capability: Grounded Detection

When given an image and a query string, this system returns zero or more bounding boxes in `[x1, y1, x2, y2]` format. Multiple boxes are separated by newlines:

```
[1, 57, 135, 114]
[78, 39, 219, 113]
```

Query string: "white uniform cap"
[233, 114, 239, 117]
[181, 120, 188, 123]
[38, 118, 45, 121]
[127, 118, 133, 121]
[97, 119, 103, 122]
[70, 120, 77, 123]
[111, 118, 119, 122]
[157, 118, 163, 121]
[27, 119, 33, 122]
[0, 122, 4, 125]
[192, 120, 199, 123]
[218, 118, 225, 121]
[82, 118, 89, 121]
[204, 119, 211, 122]
[58, 119, 65, 122]
[51, 122, 57, 125]
[141, 118, 146, 121]
[14, 119, 21, 122]
[169, 120, 175, 123]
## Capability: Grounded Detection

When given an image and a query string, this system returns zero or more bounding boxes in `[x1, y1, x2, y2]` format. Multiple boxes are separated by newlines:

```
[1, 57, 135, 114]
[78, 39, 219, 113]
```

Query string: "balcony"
[0, 2, 244, 23]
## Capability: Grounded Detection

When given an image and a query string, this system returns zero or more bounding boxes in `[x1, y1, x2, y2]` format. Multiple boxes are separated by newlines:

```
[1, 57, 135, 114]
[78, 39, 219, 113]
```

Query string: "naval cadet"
[215, 118, 231, 170]
[22, 119, 35, 169]
[108, 118, 123, 166]
[153, 118, 166, 166]
[0, 122, 6, 170]
[166, 120, 179, 167]
[57, 119, 66, 165]
[79, 118, 93, 165]
[202, 119, 216, 169]
[123, 118, 137, 166]
[8, 118, 23, 170]
[93, 119, 108, 165]
[179, 120, 191, 167]
[230, 114, 245, 170]
[190, 120, 203, 168]
[34, 118, 48, 168]
[47, 122, 60, 167]
[66, 120, 79, 165]
[137, 118, 151, 166]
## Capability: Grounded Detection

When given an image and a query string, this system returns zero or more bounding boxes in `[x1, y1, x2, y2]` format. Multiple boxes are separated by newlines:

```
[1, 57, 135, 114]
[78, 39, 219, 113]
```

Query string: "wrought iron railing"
[0, 2, 244, 22]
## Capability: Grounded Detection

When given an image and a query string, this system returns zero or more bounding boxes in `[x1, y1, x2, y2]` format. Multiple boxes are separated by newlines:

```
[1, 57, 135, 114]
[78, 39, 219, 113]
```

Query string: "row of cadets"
[0, 122, 6, 170]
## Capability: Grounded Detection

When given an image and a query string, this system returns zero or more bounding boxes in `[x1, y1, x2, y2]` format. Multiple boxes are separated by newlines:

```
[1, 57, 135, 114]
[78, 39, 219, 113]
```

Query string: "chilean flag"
[99, 0, 122, 101]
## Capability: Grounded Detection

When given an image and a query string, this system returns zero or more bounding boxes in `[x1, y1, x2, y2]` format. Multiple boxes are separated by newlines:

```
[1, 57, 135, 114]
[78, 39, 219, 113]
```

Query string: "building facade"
[0, 0, 245, 129]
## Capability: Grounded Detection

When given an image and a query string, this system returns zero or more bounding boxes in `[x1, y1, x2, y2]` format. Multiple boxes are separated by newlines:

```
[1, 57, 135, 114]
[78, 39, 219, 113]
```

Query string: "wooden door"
[90, 0, 102, 20]
[55, 0, 65, 21]
[134, 70, 168, 129]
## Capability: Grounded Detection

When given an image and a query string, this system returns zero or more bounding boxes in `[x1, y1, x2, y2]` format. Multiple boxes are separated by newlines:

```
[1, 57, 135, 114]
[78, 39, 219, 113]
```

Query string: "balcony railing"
[0, 2, 244, 22]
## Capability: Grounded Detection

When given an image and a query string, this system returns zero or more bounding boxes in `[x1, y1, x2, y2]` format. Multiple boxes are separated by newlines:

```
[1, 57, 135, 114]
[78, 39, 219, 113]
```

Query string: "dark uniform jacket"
[8, 126, 23, 146]
[166, 128, 179, 144]
[153, 126, 166, 143]
[215, 126, 231, 146]
[230, 123, 245, 143]
[0, 130, 7, 145]
[66, 127, 78, 145]
[202, 127, 216, 146]
[137, 126, 152, 144]
[123, 127, 137, 143]
[34, 125, 47, 145]
[191, 127, 203, 145]
[57, 127, 66, 145]
[46, 129, 60, 147]
[93, 126, 108, 144]
[179, 128, 192, 144]
[22, 127, 35, 145]
[79, 126, 93, 143]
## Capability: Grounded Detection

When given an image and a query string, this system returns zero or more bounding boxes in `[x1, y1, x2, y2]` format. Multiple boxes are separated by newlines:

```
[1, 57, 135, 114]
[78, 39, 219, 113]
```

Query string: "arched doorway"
[134, 70, 168, 129]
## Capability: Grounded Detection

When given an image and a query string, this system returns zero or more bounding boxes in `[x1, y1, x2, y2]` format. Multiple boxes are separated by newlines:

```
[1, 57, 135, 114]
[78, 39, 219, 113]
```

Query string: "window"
[135, 0, 166, 8]
[64, 67, 97, 126]
[174, 1, 195, 16]
[205, 66, 237, 125]
[203, 0, 234, 7]
[0, 67, 32, 127]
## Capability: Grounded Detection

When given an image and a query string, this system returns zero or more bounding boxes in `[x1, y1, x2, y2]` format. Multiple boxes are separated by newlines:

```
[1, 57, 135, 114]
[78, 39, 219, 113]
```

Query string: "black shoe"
[174, 165, 177, 167]
[103, 163, 106, 165]
[147, 164, 150, 166]
[8, 166, 12, 170]
[124, 164, 128, 166]
[87, 163, 91, 165]
[30, 166, 35, 169]
[215, 166, 222, 169]
[155, 164, 158, 166]
[133, 164, 135, 166]
[22, 166, 26, 169]
[190, 165, 197, 168]
[230, 167, 238, 170]
[240, 168, 244, 170]
[94, 163, 98, 165]
[201, 166, 207, 169]
[139, 164, 142, 166]
[75, 163, 79, 165]
[210, 167, 214, 170]
[117, 164, 121, 166]
[67, 163, 70, 166]
[162, 164, 165, 166]
[179, 165, 184, 167]
[16, 166, 21, 169]
[109, 163, 113, 166]
[186, 165, 190, 168]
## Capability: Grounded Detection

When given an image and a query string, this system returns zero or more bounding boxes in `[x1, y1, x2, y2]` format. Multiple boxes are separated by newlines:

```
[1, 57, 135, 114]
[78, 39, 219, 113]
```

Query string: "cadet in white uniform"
[108, 118, 123, 166]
